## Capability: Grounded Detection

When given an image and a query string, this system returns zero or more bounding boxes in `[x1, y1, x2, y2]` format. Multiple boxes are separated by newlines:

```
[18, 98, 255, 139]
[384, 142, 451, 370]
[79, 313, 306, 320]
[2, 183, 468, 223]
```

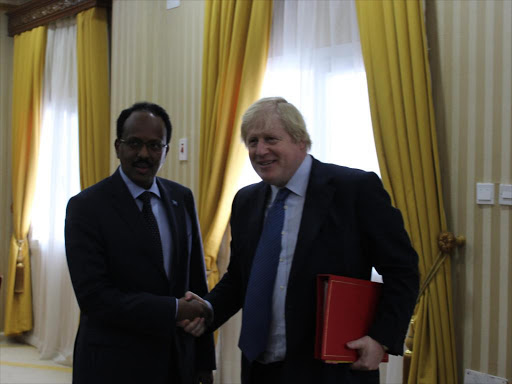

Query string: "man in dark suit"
[65, 102, 215, 384]
[187, 97, 419, 383]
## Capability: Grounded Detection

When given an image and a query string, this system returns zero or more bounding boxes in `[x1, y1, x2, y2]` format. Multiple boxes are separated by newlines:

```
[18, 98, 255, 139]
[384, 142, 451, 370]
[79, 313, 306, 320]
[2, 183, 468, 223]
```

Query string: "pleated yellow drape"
[355, 1, 457, 383]
[198, 0, 272, 289]
[76, 7, 110, 190]
[4, 26, 47, 335]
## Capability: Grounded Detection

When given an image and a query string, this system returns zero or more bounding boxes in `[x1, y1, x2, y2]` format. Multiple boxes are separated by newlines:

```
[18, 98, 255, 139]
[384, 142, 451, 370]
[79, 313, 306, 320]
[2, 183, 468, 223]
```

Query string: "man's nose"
[137, 143, 151, 157]
[254, 141, 269, 155]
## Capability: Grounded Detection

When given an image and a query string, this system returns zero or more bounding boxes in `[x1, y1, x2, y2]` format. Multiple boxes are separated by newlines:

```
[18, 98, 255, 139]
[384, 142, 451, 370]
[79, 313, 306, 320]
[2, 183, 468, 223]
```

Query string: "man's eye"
[127, 140, 142, 148]
[248, 139, 258, 147]
[148, 142, 162, 150]
[265, 137, 278, 144]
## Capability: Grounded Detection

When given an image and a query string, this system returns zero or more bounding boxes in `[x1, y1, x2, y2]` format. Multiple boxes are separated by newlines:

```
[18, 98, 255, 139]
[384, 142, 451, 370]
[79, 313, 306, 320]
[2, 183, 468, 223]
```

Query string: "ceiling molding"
[1, 0, 29, 11]
[6, 0, 111, 36]
[0, 3, 19, 12]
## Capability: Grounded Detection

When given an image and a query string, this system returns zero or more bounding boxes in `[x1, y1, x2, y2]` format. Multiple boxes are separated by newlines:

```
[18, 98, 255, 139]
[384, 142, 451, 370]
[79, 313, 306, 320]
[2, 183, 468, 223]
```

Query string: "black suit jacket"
[207, 158, 419, 384]
[65, 169, 215, 384]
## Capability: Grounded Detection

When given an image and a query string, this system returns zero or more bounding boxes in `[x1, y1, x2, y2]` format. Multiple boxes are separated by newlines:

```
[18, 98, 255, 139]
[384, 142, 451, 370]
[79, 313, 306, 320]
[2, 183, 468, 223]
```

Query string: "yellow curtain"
[355, 1, 457, 383]
[198, 0, 273, 289]
[4, 26, 47, 335]
[76, 7, 110, 190]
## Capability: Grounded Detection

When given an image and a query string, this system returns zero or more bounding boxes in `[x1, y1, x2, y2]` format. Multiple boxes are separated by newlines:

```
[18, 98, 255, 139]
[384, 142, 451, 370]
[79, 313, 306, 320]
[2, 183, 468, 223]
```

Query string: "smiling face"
[246, 117, 307, 187]
[115, 110, 169, 189]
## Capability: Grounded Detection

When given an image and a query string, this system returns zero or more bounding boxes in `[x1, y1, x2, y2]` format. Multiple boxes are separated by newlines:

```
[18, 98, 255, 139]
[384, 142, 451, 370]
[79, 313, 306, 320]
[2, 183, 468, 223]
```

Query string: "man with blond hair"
[187, 97, 418, 384]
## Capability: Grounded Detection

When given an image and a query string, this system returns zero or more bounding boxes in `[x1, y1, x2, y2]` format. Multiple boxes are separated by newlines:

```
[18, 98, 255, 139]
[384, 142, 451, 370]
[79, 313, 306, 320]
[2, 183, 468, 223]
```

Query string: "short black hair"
[116, 102, 172, 144]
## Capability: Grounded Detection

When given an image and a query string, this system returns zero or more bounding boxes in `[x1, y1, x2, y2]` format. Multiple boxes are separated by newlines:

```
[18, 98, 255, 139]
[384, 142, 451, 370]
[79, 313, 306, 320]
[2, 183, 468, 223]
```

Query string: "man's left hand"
[346, 335, 385, 370]
[195, 370, 213, 384]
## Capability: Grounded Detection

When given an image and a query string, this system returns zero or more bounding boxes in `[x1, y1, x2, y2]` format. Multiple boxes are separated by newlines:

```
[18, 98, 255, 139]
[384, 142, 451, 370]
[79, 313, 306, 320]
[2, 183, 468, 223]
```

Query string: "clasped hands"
[176, 291, 211, 337]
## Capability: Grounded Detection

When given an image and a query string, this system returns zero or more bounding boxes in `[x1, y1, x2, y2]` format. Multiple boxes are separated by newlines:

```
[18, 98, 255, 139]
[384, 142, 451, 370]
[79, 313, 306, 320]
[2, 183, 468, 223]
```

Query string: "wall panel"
[110, 0, 205, 197]
[426, 0, 511, 380]
[0, 10, 13, 331]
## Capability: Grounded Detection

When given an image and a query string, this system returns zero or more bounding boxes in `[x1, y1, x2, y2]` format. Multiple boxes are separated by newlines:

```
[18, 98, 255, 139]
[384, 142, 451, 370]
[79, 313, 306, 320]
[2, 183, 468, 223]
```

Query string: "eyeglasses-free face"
[246, 120, 307, 188]
[115, 110, 169, 189]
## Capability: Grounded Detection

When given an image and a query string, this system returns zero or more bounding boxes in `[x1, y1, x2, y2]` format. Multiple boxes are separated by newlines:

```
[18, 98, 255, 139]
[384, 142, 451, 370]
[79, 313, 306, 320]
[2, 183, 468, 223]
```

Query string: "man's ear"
[114, 139, 121, 159]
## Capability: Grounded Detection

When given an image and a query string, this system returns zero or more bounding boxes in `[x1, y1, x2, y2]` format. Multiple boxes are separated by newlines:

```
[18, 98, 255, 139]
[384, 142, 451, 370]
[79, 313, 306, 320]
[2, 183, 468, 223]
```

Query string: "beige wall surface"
[110, 0, 205, 197]
[426, 0, 511, 381]
[0, 10, 13, 332]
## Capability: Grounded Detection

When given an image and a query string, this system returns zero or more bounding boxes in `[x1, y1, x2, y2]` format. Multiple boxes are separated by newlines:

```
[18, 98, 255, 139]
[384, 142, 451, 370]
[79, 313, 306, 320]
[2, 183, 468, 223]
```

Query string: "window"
[238, 0, 379, 188]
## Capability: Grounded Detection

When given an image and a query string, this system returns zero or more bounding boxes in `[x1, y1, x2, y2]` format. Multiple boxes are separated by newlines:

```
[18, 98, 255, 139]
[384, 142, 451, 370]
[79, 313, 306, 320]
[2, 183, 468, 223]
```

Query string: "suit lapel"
[109, 170, 168, 280]
[157, 179, 182, 290]
[244, 183, 271, 274]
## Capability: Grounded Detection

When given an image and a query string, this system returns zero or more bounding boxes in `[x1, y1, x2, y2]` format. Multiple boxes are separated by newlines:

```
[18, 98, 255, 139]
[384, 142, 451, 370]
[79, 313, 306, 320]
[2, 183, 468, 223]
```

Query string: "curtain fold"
[198, 0, 273, 289]
[355, 1, 457, 383]
[4, 25, 47, 335]
[26, 17, 81, 364]
[76, 7, 110, 190]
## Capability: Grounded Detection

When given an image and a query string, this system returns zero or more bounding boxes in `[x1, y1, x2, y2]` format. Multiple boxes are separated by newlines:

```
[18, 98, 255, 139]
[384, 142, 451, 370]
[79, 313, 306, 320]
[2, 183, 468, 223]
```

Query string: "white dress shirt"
[119, 167, 173, 278]
[261, 154, 312, 363]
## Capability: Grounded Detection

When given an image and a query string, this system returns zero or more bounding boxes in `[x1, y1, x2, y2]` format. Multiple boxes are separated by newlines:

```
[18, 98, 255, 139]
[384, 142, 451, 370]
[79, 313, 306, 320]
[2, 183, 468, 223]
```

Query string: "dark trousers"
[250, 361, 285, 384]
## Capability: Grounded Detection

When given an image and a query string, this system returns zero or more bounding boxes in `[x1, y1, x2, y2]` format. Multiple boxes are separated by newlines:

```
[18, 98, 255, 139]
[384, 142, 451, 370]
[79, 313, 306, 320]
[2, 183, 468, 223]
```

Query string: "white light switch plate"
[167, 0, 180, 10]
[476, 183, 494, 205]
[179, 138, 187, 161]
[499, 183, 512, 205]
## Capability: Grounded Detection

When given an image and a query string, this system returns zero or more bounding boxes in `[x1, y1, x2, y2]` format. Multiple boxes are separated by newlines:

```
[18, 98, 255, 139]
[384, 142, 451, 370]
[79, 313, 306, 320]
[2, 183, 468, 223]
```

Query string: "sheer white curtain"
[218, 1, 401, 383]
[237, 0, 379, 190]
[26, 17, 80, 366]
[262, 0, 379, 173]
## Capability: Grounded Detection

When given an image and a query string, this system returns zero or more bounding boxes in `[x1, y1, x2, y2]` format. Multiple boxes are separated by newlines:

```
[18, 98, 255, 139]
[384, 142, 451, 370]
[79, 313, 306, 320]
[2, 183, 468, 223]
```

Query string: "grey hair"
[241, 97, 312, 150]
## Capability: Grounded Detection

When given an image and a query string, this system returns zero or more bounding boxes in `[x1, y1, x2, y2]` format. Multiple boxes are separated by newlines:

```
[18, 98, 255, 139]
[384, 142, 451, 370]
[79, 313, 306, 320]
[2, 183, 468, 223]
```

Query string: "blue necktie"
[239, 187, 291, 362]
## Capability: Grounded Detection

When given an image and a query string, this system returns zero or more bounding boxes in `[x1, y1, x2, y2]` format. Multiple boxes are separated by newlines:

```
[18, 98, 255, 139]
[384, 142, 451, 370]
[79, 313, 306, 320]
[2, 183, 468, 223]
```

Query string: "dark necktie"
[138, 191, 164, 265]
[239, 187, 291, 362]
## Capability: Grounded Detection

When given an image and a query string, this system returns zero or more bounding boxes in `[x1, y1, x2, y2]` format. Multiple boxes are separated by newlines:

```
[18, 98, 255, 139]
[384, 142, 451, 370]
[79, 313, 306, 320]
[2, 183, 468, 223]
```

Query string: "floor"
[0, 334, 72, 384]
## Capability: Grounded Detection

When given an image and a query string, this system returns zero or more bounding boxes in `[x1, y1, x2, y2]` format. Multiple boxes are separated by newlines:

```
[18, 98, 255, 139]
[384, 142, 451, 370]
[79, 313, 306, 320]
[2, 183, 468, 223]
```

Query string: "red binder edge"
[315, 274, 389, 364]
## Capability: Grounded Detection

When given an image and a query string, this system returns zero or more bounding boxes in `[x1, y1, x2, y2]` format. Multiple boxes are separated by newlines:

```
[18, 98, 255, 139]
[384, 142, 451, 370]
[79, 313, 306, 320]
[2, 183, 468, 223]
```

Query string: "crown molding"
[0, 2, 20, 12]
[1, 0, 29, 11]
[6, 0, 111, 36]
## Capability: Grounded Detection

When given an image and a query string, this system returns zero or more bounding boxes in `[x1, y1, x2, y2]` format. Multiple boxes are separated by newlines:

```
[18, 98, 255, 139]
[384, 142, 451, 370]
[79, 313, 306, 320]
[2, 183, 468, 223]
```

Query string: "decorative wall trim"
[6, 0, 111, 36]
[1, 0, 28, 12]
[0, 4, 19, 12]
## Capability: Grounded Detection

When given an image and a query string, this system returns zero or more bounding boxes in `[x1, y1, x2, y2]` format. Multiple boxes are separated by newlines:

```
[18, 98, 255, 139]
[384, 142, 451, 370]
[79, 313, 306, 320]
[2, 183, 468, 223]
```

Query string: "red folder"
[315, 274, 388, 363]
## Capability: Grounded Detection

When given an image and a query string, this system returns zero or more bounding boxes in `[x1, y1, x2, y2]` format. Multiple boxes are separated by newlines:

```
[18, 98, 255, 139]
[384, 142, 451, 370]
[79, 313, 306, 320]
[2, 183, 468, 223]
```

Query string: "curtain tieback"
[14, 238, 25, 294]
[416, 231, 465, 304]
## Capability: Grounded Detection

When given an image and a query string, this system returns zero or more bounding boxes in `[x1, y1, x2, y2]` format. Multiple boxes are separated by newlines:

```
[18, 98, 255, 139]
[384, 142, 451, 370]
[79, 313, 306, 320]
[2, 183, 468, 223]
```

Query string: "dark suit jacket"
[65, 169, 215, 384]
[207, 158, 419, 384]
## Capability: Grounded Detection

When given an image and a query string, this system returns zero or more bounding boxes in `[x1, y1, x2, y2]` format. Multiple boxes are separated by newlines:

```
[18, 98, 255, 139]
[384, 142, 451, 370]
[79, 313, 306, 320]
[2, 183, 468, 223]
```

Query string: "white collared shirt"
[261, 154, 312, 363]
[118, 167, 173, 278]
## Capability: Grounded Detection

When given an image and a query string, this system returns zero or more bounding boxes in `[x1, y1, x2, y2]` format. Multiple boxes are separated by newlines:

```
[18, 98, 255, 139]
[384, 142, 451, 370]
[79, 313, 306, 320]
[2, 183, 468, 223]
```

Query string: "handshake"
[176, 291, 212, 337]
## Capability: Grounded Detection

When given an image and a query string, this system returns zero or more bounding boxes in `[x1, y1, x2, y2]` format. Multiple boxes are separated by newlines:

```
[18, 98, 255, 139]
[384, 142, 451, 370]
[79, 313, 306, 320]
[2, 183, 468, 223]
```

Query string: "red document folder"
[315, 274, 388, 363]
